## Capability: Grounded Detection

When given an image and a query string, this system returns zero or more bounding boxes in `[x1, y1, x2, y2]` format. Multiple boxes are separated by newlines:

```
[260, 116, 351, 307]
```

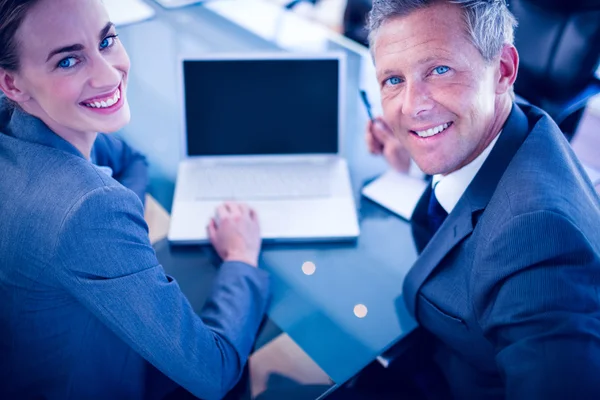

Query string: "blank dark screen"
[183, 58, 339, 156]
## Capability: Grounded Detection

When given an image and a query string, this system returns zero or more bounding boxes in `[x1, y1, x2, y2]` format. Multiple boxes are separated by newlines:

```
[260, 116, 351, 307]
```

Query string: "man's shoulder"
[505, 109, 584, 195]
[489, 111, 599, 231]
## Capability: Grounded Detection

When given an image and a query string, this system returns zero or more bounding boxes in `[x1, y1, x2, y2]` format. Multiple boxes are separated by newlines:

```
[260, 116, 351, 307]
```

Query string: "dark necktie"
[427, 188, 448, 234]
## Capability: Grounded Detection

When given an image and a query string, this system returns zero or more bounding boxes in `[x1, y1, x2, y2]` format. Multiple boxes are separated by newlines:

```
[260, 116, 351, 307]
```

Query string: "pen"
[359, 90, 374, 122]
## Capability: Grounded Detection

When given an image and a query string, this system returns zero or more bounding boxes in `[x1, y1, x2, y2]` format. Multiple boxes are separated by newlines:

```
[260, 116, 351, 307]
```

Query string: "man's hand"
[207, 202, 261, 267]
[365, 118, 411, 173]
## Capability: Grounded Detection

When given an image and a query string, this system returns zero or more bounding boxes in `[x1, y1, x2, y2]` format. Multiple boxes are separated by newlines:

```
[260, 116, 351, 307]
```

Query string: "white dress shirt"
[432, 132, 501, 214]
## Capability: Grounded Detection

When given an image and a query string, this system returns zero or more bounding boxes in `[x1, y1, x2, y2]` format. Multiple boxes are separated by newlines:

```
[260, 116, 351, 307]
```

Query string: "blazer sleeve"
[475, 210, 600, 399]
[92, 134, 149, 203]
[52, 185, 270, 400]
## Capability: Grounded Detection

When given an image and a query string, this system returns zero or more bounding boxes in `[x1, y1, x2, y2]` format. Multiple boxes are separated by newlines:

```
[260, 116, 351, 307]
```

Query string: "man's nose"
[401, 80, 434, 117]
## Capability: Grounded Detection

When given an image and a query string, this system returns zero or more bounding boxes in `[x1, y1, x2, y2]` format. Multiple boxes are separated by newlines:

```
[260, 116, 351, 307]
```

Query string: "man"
[357, 0, 600, 398]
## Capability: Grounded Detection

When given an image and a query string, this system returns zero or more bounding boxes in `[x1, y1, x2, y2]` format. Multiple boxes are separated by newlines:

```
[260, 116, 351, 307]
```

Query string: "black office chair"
[342, 0, 600, 141]
[343, 0, 371, 46]
[510, 0, 600, 140]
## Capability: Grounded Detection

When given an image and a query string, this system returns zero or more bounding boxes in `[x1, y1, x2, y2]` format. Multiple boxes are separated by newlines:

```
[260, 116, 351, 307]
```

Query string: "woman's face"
[10, 0, 130, 136]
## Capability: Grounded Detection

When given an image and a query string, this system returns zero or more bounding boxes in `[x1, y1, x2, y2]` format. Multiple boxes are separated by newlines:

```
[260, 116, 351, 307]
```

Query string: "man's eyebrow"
[416, 55, 452, 65]
[45, 22, 115, 62]
[379, 54, 453, 76]
[380, 68, 398, 77]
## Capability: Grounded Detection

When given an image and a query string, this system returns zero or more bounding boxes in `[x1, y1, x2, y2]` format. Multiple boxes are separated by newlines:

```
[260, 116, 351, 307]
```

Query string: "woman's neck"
[20, 102, 97, 160]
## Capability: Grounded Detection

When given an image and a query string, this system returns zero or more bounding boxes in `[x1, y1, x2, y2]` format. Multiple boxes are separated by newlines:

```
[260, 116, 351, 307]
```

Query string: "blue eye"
[433, 66, 450, 75]
[385, 76, 403, 86]
[100, 35, 117, 50]
[58, 57, 78, 69]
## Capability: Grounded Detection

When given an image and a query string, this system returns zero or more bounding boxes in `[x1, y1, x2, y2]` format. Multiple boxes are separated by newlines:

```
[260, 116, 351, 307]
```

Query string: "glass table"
[118, 1, 419, 397]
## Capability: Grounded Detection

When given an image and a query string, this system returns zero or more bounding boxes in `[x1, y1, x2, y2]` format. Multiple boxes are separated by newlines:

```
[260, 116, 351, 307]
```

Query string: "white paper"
[151, 0, 207, 8]
[362, 170, 428, 220]
[583, 164, 600, 185]
[104, 0, 155, 27]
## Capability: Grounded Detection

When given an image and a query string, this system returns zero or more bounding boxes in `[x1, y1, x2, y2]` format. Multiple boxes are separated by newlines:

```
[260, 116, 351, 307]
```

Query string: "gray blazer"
[0, 96, 270, 400]
[405, 103, 600, 398]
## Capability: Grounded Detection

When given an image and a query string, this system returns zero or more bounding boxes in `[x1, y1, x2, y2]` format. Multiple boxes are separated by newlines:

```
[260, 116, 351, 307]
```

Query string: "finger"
[366, 119, 385, 152]
[237, 202, 249, 215]
[227, 202, 243, 218]
[371, 118, 394, 144]
[249, 207, 258, 222]
[366, 131, 383, 154]
[243, 205, 255, 221]
[249, 208, 261, 237]
[216, 203, 228, 219]
[207, 218, 218, 243]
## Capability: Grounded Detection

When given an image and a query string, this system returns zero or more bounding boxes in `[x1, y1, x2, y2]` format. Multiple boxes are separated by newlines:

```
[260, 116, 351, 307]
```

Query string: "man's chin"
[412, 158, 455, 177]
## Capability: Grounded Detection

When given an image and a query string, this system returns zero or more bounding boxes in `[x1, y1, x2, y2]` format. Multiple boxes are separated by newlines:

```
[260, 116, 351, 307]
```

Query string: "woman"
[0, 0, 270, 399]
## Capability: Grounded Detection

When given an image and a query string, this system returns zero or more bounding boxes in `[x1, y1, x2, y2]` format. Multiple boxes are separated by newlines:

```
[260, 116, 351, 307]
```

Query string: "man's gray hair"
[368, 0, 517, 62]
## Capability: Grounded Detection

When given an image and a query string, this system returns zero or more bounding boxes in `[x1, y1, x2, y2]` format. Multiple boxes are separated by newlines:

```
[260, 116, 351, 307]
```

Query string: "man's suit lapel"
[403, 103, 531, 318]
[404, 194, 475, 317]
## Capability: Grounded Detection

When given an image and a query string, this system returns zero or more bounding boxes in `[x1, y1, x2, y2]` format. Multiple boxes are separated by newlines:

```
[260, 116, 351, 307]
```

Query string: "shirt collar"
[432, 131, 501, 213]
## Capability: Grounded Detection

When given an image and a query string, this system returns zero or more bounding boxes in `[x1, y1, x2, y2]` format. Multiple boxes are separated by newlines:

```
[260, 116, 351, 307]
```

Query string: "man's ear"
[0, 69, 31, 103]
[496, 44, 519, 95]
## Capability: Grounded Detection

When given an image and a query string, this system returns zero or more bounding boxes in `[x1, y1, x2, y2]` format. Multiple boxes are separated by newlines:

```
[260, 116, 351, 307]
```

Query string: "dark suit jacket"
[90, 132, 149, 203]
[404, 103, 600, 399]
[0, 96, 270, 400]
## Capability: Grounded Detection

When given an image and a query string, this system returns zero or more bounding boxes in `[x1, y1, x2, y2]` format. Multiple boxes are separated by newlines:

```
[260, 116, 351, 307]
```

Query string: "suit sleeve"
[92, 134, 149, 203]
[476, 210, 600, 399]
[52, 185, 270, 400]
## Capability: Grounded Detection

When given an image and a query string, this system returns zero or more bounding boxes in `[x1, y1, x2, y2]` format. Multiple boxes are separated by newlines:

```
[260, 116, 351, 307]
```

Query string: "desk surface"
[119, 0, 419, 388]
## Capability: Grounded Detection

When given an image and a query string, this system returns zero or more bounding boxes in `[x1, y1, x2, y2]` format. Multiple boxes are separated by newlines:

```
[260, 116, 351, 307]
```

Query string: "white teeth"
[83, 87, 121, 109]
[415, 122, 450, 138]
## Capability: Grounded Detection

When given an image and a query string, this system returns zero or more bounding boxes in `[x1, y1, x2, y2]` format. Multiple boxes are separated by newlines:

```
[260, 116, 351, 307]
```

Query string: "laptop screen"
[183, 57, 340, 156]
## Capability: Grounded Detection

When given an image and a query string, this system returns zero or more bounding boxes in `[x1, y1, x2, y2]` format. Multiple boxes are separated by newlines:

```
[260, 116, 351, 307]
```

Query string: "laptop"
[168, 53, 360, 245]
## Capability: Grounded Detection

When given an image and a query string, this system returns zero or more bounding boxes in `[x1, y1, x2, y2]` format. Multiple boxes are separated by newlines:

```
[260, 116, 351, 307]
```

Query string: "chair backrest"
[510, 0, 600, 104]
[343, 0, 371, 46]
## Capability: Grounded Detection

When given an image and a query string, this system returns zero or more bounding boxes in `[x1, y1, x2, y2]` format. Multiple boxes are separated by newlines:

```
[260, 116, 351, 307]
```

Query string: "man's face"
[12, 0, 131, 137]
[372, 2, 504, 176]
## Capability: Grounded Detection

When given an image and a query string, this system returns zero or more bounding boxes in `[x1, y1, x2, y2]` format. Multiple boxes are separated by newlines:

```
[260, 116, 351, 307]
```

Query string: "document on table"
[583, 165, 600, 185]
[150, 0, 208, 8]
[104, 0, 156, 26]
[362, 170, 428, 220]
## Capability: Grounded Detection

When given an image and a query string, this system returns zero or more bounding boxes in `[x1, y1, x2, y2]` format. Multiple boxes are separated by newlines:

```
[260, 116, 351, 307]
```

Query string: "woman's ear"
[0, 69, 31, 103]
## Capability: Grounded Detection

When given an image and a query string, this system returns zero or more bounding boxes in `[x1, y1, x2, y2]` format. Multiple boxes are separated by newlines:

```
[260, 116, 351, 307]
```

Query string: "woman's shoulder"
[2, 140, 138, 228]
[0, 141, 143, 275]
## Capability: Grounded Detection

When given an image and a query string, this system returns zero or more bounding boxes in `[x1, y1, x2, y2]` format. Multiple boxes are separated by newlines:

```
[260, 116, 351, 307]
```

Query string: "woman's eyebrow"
[45, 22, 114, 62]
[46, 44, 84, 62]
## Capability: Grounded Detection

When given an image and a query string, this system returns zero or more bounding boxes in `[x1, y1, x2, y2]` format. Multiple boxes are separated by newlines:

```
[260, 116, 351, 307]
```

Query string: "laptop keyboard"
[191, 164, 332, 200]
